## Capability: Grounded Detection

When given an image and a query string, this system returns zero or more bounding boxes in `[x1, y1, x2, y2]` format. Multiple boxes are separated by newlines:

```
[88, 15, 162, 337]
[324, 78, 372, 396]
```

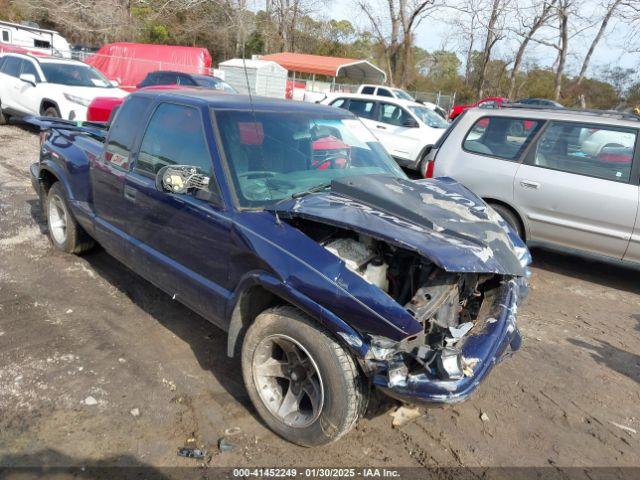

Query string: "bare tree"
[356, 0, 441, 87]
[475, 0, 510, 98]
[270, 0, 321, 51]
[507, 0, 557, 98]
[575, 0, 623, 90]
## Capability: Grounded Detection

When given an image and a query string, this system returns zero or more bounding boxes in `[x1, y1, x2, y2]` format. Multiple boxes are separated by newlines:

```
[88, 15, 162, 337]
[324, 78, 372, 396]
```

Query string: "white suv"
[322, 93, 449, 170]
[0, 53, 128, 123]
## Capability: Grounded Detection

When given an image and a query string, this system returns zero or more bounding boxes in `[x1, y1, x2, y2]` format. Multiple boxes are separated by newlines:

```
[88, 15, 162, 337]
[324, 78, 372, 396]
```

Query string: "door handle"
[376, 125, 387, 130]
[123, 185, 137, 202]
[520, 180, 540, 190]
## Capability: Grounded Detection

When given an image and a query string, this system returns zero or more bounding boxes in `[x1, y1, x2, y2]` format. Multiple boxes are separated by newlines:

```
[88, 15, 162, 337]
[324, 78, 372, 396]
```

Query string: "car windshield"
[215, 110, 406, 208]
[40, 63, 112, 88]
[393, 89, 414, 101]
[409, 106, 449, 128]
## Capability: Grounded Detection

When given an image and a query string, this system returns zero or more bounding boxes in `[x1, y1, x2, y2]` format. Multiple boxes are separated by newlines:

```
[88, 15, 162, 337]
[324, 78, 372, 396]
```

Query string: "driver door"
[123, 101, 232, 326]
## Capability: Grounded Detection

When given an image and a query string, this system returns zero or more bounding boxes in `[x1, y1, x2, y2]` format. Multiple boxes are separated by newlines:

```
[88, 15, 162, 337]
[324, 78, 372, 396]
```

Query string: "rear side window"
[105, 96, 153, 170]
[136, 103, 212, 176]
[177, 74, 196, 86]
[533, 122, 636, 183]
[463, 116, 542, 161]
[360, 86, 375, 95]
[1, 31, 9, 42]
[377, 88, 393, 97]
[2, 57, 21, 77]
[347, 99, 376, 120]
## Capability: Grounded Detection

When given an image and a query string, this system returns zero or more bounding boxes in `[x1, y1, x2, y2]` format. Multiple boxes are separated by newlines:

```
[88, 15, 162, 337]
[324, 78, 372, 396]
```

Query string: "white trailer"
[0, 21, 71, 58]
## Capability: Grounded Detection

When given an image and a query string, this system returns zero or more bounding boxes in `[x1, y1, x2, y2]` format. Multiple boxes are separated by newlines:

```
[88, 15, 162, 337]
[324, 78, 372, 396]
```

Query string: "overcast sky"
[330, 1, 640, 80]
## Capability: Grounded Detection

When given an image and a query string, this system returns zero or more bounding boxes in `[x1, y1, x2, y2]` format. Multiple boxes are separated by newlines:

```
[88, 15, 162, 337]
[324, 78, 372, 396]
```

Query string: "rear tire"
[43, 106, 61, 118]
[242, 305, 368, 446]
[46, 182, 94, 254]
[490, 203, 524, 239]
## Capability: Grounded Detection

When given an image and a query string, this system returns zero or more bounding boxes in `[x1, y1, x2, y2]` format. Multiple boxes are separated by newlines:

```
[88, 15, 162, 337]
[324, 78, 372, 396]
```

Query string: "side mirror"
[110, 79, 119, 87]
[19, 73, 37, 86]
[156, 165, 210, 195]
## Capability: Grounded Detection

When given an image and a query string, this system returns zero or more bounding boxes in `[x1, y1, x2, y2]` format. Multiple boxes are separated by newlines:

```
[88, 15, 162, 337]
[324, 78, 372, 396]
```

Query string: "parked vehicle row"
[322, 93, 449, 171]
[27, 88, 529, 446]
[423, 106, 640, 266]
[0, 53, 128, 123]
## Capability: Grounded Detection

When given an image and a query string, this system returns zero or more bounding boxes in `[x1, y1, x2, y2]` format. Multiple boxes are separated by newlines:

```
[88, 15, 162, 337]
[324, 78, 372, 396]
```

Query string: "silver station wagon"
[422, 106, 640, 265]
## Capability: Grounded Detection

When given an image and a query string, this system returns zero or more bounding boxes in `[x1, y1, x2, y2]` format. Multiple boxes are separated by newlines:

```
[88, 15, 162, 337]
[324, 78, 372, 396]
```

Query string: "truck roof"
[132, 88, 352, 115]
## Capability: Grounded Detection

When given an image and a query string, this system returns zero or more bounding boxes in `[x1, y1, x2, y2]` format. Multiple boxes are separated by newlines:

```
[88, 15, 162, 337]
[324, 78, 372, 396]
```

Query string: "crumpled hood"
[269, 175, 526, 276]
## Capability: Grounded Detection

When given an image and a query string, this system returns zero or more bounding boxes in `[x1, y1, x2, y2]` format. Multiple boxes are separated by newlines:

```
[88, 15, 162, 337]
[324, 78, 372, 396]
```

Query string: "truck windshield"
[215, 110, 406, 208]
[40, 63, 113, 88]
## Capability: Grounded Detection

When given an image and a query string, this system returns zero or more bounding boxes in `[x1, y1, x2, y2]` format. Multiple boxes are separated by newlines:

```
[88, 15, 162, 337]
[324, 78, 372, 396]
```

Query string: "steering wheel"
[238, 171, 277, 179]
[313, 153, 350, 170]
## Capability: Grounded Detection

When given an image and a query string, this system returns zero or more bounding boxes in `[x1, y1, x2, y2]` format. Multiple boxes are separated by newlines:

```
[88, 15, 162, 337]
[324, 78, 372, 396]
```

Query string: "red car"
[449, 97, 509, 120]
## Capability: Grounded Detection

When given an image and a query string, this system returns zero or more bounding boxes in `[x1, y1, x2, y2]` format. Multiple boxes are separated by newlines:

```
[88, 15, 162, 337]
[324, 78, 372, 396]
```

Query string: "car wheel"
[43, 106, 61, 118]
[46, 182, 94, 254]
[242, 305, 368, 446]
[489, 203, 524, 240]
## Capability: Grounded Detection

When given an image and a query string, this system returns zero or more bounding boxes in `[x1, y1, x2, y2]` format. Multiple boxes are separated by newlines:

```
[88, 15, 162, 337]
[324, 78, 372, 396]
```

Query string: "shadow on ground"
[0, 449, 218, 479]
[530, 247, 640, 295]
[568, 338, 640, 385]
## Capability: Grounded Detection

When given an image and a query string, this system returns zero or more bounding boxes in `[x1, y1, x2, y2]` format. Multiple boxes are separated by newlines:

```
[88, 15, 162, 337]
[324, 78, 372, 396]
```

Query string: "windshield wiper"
[291, 182, 332, 199]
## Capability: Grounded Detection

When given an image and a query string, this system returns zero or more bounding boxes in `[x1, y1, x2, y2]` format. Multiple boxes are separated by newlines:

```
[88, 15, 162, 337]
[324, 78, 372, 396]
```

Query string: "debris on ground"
[177, 447, 206, 459]
[162, 378, 177, 391]
[130, 408, 140, 417]
[224, 427, 241, 436]
[65, 309, 73, 314]
[390, 406, 423, 428]
[83, 396, 98, 406]
[218, 437, 238, 453]
[480, 412, 490, 423]
[118, 358, 126, 364]
[609, 421, 637, 435]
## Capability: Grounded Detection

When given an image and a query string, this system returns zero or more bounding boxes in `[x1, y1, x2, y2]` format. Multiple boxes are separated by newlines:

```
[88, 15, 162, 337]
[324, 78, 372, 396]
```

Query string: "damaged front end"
[367, 271, 525, 404]
[270, 174, 530, 405]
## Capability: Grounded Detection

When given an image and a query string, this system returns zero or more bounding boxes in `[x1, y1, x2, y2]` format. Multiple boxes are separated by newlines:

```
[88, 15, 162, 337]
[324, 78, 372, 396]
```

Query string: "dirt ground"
[0, 124, 639, 474]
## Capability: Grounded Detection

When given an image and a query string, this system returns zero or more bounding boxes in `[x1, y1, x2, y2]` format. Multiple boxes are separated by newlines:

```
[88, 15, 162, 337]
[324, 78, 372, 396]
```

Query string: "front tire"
[46, 182, 94, 254]
[0, 102, 8, 125]
[242, 306, 368, 446]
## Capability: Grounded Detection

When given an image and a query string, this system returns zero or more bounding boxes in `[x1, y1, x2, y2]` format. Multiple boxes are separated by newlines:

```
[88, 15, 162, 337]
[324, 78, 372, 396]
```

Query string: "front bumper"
[373, 277, 525, 404]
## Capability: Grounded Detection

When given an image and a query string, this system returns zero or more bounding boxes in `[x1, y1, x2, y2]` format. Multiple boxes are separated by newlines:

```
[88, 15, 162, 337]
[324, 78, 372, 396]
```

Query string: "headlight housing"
[63, 93, 91, 107]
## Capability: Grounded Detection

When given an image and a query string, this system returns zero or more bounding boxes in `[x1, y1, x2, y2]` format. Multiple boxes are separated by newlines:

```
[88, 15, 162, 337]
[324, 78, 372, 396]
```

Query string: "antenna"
[240, 36, 279, 223]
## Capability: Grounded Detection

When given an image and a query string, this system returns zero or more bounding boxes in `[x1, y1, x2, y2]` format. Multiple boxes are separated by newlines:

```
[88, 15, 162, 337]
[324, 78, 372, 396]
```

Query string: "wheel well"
[40, 99, 59, 115]
[227, 285, 283, 357]
[484, 198, 526, 241]
[39, 169, 59, 195]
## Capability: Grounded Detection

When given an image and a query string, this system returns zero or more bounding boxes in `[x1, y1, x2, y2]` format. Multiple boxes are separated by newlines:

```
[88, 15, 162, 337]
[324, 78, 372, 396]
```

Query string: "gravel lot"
[0, 124, 639, 474]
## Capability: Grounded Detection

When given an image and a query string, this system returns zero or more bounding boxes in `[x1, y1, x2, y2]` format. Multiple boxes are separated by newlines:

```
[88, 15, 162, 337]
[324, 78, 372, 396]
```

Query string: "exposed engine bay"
[290, 218, 507, 386]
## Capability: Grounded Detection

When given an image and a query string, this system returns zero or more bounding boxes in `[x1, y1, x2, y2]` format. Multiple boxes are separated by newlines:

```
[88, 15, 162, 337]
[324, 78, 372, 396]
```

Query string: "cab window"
[136, 103, 213, 177]
[347, 99, 376, 120]
[463, 116, 542, 161]
[533, 122, 636, 183]
[377, 88, 393, 97]
[360, 86, 375, 95]
[105, 96, 153, 170]
[1, 31, 9, 43]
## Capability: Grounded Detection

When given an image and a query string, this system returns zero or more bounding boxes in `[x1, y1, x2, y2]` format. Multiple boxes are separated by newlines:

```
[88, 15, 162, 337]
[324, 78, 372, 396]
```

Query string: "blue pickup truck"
[29, 89, 530, 446]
